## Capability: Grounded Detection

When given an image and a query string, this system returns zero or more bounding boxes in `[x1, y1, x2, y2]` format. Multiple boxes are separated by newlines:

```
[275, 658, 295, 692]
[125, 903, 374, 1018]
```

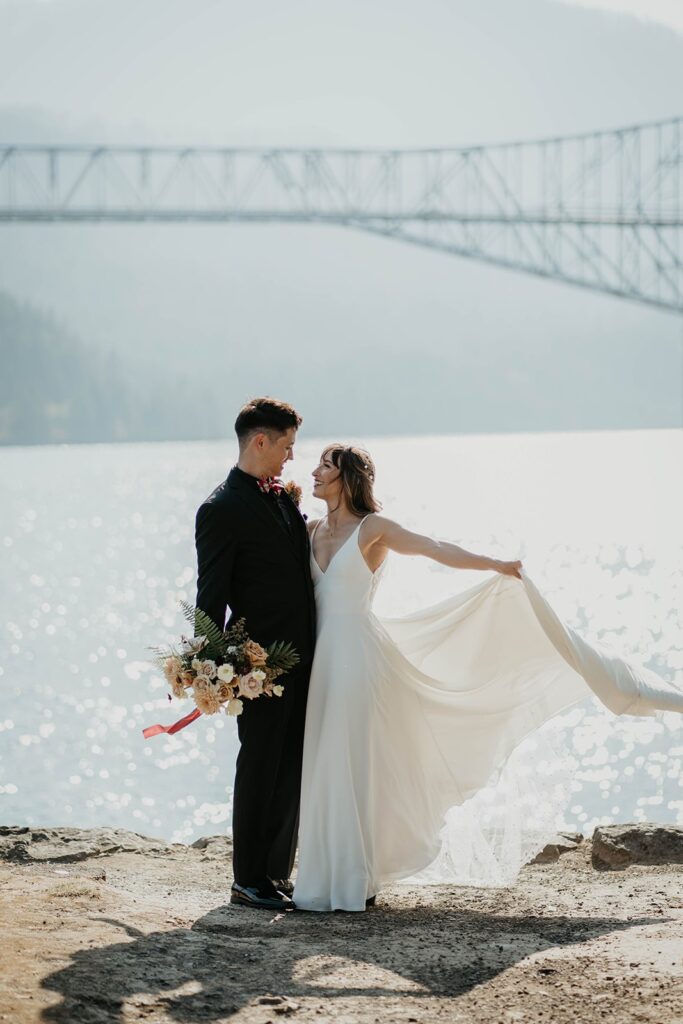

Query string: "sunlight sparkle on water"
[1, 430, 681, 842]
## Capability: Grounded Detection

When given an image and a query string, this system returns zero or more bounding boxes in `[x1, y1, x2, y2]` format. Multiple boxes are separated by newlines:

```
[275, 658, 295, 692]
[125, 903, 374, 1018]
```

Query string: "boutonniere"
[283, 480, 303, 508]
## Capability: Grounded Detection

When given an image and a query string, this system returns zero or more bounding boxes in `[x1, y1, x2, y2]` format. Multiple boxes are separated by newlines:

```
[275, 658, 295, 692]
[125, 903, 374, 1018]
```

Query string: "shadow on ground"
[40, 899, 658, 1022]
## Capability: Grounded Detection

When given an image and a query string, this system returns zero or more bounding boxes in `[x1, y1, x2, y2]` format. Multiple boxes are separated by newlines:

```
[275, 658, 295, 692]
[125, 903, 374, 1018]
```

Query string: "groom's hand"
[495, 559, 523, 579]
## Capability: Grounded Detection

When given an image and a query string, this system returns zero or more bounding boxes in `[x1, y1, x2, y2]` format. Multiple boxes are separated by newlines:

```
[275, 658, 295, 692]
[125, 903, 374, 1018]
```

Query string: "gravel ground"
[1, 828, 683, 1024]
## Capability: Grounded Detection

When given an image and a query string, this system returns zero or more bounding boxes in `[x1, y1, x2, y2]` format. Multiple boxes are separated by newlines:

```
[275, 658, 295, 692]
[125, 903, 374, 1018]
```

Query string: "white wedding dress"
[292, 515, 683, 912]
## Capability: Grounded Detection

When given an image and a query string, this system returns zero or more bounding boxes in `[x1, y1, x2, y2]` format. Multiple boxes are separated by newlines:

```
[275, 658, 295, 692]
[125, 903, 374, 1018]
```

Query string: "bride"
[292, 443, 683, 913]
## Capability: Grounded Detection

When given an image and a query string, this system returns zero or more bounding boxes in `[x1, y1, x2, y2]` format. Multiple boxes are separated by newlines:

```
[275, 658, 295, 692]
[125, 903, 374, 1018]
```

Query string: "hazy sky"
[1, 0, 681, 437]
[1, 0, 682, 148]
[556, 0, 683, 34]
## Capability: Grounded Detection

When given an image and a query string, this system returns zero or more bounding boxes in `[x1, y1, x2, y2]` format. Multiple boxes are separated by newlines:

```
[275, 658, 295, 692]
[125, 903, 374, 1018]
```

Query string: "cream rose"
[226, 697, 244, 717]
[237, 671, 265, 700]
[272, 684, 284, 697]
[243, 640, 268, 666]
[199, 659, 218, 679]
[217, 663, 235, 683]
[216, 681, 234, 702]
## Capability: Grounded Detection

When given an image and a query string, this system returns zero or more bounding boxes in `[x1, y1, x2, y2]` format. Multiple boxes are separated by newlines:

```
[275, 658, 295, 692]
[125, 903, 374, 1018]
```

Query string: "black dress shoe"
[230, 883, 295, 910]
[269, 877, 294, 897]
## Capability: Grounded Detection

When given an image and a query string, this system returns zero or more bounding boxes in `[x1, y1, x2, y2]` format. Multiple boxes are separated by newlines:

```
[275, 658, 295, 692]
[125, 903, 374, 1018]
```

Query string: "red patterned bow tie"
[257, 475, 284, 495]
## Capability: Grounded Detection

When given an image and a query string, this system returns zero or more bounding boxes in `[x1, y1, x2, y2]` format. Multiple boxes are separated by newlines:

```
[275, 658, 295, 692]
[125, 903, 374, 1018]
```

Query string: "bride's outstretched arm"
[364, 515, 523, 578]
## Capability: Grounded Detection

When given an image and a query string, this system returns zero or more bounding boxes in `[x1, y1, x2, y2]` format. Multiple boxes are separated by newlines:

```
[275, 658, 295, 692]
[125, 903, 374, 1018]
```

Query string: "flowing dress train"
[292, 516, 683, 912]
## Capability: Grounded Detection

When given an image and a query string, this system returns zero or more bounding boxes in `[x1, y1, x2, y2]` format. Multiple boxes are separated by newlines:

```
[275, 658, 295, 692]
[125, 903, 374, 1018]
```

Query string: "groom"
[195, 397, 316, 910]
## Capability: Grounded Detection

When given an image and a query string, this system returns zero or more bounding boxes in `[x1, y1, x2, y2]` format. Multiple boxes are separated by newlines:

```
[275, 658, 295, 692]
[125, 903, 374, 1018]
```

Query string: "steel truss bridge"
[1, 116, 682, 312]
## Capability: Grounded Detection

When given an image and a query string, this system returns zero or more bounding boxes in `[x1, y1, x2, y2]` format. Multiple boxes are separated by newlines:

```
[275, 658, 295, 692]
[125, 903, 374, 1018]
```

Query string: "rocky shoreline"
[1, 823, 682, 1023]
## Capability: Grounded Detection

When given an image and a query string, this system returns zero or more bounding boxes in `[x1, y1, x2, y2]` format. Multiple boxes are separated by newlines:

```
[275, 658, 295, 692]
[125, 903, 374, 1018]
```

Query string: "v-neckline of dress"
[311, 517, 365, 576]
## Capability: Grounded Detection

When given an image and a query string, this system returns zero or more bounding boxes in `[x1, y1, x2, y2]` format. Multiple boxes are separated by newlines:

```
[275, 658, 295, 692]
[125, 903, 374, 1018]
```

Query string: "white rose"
[226, 697, 244, 716]
[200, 659, 217, 679]
[217, 663, 235, 683]
[272, 684, 284, 697]
[237, 672, 264, 700]
[251, 669, 266, 682]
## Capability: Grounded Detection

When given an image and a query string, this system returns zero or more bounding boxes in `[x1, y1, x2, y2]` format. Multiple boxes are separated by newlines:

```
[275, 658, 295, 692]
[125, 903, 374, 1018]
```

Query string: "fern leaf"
[266, 640, 300, 673]
[179, 601, 197, 628]
[179, 601, 227, 658]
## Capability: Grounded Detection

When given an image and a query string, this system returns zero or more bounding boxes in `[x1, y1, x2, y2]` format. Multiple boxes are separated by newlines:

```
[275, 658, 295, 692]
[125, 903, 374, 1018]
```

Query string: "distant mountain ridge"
[2, 284, 680, 445]
[0, 292, 222, 445]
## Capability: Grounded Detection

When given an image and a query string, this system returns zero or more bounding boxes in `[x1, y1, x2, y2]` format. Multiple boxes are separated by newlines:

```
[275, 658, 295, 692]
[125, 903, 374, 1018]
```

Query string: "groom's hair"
[235, 397, 302, 446]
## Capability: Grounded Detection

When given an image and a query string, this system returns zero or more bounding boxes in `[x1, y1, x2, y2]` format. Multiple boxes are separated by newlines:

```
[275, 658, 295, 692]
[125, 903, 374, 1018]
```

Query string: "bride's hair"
[322, 444, 382, 517]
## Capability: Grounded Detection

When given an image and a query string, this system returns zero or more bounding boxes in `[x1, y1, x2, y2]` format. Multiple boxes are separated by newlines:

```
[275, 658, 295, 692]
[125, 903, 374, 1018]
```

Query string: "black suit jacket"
[195, 467, 316, 667]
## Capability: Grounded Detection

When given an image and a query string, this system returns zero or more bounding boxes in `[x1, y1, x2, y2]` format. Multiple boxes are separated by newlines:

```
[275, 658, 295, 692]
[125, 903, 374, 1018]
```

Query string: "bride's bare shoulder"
[306, 517, 322, 535]
[361, 513, 398, 537]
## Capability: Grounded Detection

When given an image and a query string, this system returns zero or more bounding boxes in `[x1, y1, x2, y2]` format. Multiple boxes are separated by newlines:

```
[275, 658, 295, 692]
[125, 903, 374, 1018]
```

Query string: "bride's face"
[312, 452, 341, 502]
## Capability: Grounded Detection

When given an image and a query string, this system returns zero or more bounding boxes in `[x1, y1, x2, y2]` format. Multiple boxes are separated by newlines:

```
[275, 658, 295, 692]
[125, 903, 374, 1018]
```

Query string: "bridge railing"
[1, 117, 681, 310]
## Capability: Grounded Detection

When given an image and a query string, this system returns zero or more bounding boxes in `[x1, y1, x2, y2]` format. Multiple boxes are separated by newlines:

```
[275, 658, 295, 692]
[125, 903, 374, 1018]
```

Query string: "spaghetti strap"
[356, 512, 374, 542]
[310, 518, 323, 541]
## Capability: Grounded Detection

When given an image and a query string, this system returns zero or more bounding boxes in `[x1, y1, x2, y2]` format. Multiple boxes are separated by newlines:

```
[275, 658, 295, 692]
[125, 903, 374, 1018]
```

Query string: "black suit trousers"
[196, 468, 316, 889]
[232, 665, 311, 885]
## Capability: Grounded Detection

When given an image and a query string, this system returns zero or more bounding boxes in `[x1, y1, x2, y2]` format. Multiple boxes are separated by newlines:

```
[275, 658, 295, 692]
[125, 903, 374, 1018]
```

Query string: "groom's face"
[260, 427, 297, 477]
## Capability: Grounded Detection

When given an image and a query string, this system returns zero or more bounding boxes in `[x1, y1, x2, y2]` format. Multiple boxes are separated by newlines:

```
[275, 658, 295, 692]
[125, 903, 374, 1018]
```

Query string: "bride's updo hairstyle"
[322, 444, 382, 517]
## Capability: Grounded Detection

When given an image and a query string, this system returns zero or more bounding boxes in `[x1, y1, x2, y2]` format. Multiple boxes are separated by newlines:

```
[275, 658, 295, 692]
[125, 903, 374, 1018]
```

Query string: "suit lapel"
[227, 469, 300, 558]
[280, 491, 316, 637]
[281, 489, 311, 561]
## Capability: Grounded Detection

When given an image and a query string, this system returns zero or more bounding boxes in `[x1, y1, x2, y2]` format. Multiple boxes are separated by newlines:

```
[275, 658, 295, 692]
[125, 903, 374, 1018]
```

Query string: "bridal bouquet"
[142, 604, 299, 738]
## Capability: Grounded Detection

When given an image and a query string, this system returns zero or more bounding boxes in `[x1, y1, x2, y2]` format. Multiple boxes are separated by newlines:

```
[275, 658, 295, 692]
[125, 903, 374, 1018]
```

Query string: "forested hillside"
[0, 292, 222, 445]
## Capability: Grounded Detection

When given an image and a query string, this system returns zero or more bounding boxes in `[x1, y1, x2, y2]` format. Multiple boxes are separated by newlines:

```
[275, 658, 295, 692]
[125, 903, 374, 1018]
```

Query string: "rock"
[257, 996, 300, 1015]
[189, 835, 233, 860]
[0, 826, 177, 864]
[592, 823, 683, 870]
[3, 840, 32, 864]
[529, 833, 584, 864]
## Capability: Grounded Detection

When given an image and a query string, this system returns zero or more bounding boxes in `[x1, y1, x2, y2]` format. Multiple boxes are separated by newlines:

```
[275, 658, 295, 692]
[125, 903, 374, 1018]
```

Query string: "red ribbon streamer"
[142, 707, 202, 739]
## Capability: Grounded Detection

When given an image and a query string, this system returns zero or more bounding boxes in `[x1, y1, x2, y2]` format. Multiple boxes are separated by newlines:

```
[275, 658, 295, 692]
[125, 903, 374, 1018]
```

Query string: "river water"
[1, 429, 681, 843]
